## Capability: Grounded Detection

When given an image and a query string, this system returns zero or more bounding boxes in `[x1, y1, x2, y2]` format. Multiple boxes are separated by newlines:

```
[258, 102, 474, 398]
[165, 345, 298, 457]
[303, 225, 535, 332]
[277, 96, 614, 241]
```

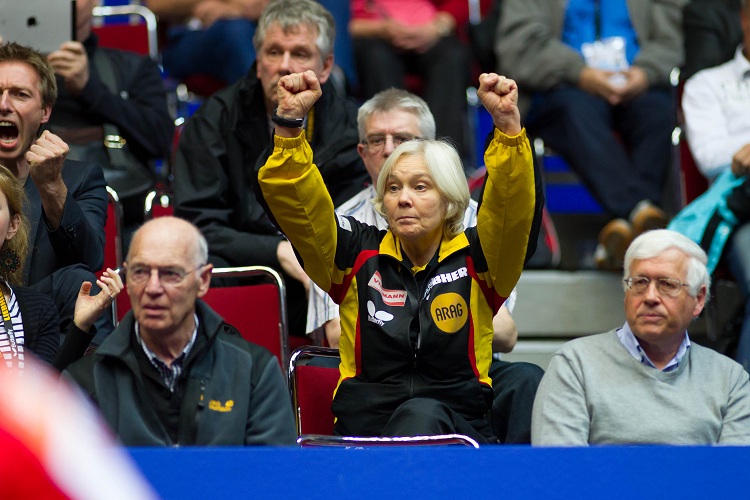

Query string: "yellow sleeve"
[257, 132, 338, 291]
[476, 127, 535, 299]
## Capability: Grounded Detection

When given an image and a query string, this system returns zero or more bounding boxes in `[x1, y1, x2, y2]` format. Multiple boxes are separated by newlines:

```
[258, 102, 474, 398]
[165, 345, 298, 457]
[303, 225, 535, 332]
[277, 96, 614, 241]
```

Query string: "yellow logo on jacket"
[430, 293, 467, 333]
[208, 399, 234, 412]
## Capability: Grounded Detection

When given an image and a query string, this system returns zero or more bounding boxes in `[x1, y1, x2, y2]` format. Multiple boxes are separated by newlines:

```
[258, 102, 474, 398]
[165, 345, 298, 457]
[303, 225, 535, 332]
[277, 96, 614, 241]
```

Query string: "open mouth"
[0, 121, 19, 147]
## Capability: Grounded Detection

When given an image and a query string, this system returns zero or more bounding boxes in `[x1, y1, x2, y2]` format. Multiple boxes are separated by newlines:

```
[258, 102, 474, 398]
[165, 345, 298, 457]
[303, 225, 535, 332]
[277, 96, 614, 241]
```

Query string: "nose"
[642, 280, 661, 302]
[398, 186, 413, 206]
[383, 135, 396, 157]
[144, 269, 164, 295]
[0, 91, 10, 112]
[279, 52, 292, 75]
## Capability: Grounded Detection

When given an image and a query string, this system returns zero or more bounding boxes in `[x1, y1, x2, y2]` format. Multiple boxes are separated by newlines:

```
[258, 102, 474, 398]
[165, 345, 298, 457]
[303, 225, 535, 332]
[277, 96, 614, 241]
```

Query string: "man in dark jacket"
[46, 0, 173, 230]
[65, 217, 296, 446]
[0, 42, 111, 343]
[173, 0, 368, 335]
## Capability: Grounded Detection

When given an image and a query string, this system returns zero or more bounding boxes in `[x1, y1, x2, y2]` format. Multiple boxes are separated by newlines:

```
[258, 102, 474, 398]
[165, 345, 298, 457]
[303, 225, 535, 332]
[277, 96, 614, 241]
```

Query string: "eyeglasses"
[361, 133, 421, 152]
[124, 264, 206, 286]
[623, 276, 690, 297]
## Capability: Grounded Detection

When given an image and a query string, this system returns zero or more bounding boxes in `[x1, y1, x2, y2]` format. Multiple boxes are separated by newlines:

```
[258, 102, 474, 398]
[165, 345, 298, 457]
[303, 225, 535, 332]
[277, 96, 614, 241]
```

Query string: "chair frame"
[104, 185, 124, 272]
[297, 434, 480, 448]
[143, 189, 173, 220]
[91, 4, 159, 61]
[210, 266, 289, 367]
[288, 346, 480, 448]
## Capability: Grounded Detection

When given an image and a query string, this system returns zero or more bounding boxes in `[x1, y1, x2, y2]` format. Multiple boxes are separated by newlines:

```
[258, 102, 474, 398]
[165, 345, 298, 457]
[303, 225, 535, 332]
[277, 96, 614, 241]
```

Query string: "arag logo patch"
[430, 293, 467, 333]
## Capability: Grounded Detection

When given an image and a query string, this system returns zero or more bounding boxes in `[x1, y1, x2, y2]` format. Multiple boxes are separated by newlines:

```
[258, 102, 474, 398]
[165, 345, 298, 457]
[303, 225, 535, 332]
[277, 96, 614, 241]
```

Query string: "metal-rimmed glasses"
[123, 264, 206, 286]
[361, 133, 421, 153]
[623, 276, 690, 297]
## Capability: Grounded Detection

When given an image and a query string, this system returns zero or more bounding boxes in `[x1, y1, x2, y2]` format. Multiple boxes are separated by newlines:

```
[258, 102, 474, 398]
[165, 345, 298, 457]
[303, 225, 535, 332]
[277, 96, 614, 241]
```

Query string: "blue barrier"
[130, 445, 749, 499]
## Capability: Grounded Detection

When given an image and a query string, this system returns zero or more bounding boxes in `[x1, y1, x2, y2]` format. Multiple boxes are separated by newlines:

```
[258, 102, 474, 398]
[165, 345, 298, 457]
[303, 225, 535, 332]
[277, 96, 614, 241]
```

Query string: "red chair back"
[205, 267, 289, 367]
[288, 346, 340, 436]
[91, 5, 158, 60]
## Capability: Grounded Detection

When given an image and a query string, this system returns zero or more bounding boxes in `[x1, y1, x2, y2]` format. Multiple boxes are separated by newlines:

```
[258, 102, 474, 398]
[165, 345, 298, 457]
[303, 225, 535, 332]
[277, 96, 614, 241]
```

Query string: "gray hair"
[623, 229, 711, 300]
[357, 88, 436, 141]
[373, 139, 469, 239]
[253, 0, 335, 60]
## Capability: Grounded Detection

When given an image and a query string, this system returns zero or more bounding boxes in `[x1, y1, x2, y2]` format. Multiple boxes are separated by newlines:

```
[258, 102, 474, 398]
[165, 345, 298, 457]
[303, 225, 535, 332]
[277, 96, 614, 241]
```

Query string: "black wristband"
[272, 108, 304, 128]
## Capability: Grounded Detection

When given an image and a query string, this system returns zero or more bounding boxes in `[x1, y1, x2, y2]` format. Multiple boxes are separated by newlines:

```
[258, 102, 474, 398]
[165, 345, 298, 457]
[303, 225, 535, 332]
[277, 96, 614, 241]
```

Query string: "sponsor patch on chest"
[430, 293, 468, 333]
[423, 266, 468, 300]
[368, 271, 407, 306]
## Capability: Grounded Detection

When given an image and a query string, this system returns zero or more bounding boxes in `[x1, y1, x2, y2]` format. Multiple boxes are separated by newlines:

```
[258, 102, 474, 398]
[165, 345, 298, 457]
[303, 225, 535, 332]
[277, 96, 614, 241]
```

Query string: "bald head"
[128, 217, 207, 267]
[125, 217, 212, 340]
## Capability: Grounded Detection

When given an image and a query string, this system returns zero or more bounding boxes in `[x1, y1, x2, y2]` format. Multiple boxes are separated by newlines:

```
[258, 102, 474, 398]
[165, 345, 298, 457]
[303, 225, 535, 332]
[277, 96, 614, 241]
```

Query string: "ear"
[195, 263, 213, 298]
[692, 285, 707, 318]
[40, 105, 52, 124]
[357, 142, 366, 161]
[316, 53, 334, 85]
[5, 213, 20, 242]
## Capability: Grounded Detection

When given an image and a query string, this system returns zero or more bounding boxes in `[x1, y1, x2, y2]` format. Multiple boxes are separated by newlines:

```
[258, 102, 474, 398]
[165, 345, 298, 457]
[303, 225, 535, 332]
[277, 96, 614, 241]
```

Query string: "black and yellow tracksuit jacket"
[259, 128, 535, 437]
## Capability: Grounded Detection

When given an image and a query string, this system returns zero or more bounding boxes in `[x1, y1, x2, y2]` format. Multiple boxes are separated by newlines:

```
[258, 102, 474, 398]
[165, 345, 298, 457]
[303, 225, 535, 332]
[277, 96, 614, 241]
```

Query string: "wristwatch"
[272, 108, 304, 128]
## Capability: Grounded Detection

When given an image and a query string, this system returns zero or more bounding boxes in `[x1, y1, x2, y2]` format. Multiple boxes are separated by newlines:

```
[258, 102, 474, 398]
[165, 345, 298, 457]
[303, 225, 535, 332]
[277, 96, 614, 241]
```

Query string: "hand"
[225, 0, 267, 20]
[74, 268, 124, 333]
[731, 144, 750, 177]
[476, 73, 521, 136]
[390, 23, 441, 53]
[47, 41, 90, 96]
[616, 67, 649, 103]
[276, 70, 322, 119]
[25, 131, 69, 229]
[578, 67, 623, 105]
[26, 130, 68, 187]
[192, 0, 243, 27]
[276, 240, 310, 294]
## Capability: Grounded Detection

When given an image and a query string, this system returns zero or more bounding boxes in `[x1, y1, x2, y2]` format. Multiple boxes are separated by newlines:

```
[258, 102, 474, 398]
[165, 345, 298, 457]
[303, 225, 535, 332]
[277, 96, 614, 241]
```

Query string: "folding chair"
[91, 4, 158, 60]
[288, 346, 480, 448]
[288, 345, 340, 436]
[205, 266, 289, 368]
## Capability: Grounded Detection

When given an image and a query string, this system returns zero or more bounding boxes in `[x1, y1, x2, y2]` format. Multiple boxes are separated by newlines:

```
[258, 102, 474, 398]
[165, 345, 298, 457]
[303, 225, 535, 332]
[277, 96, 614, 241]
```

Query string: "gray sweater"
[532, 330, 750, 446]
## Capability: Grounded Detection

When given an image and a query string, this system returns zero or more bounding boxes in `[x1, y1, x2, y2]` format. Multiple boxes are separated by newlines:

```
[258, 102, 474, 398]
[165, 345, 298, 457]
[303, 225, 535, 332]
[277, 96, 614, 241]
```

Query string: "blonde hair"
[0, 165, 29, 285]
[373, 139, 469, 239]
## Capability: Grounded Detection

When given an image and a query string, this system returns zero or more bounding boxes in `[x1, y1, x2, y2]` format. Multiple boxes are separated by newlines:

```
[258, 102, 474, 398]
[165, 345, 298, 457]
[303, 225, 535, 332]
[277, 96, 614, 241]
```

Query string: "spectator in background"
[682, 0, 742, 81]
[64, 217, 297, 446]
[46, 0, 173, 232]
[498, 0, 681, 270]
[349, 0, 477, 162]
[305, 88, 543, 443]
[174, 0, 368, 336]
[677, 0, 750, 369]
[532, 230, 750, 446]
[0, 42, 112, 344]
[147, 0, 268, 85]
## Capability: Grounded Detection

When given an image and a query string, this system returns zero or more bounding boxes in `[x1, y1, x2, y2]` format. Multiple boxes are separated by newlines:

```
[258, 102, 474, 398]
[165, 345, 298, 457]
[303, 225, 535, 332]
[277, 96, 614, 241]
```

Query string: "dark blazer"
[682, 0, 743, 81]
[12, 286, 59, 365]
[173, 69, 368, 269]
[22, 159, 108, 286]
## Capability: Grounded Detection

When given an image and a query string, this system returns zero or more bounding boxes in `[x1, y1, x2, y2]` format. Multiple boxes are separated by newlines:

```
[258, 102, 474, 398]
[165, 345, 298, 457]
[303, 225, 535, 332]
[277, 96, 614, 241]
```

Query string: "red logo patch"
[368, 271, 407, 307]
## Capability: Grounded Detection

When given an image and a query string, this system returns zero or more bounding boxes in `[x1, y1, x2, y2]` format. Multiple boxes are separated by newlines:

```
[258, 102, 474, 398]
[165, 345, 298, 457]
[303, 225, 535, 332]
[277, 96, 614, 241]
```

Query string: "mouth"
[0, 121, 19, 149]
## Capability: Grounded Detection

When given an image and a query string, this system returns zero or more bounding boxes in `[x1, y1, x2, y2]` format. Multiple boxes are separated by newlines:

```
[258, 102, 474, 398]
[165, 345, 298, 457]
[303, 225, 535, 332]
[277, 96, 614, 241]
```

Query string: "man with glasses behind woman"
[64, 216, 296, 447]
[532, 229, 750, 446]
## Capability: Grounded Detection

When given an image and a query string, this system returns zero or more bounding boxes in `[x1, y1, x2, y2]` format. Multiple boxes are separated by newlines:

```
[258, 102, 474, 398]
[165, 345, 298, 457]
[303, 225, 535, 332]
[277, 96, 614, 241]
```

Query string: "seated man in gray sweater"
[532, 229, 750, 446]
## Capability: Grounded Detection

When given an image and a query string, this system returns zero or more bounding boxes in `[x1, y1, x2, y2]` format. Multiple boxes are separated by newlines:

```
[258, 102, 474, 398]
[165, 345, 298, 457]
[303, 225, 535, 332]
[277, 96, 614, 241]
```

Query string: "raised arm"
[473, 74, 535, 305]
